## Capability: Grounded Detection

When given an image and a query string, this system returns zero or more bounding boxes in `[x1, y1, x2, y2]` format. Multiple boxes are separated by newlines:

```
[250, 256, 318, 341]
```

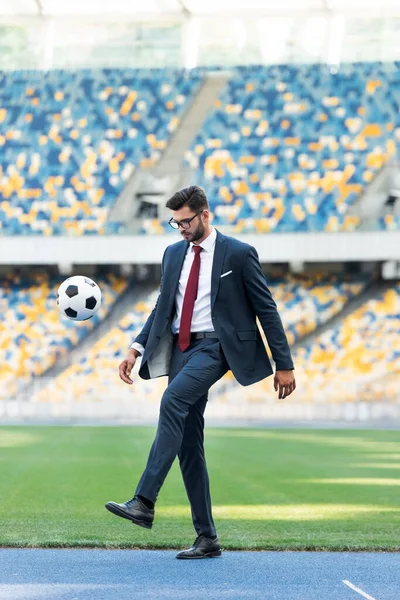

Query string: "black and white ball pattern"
[57, 276, 102, 321]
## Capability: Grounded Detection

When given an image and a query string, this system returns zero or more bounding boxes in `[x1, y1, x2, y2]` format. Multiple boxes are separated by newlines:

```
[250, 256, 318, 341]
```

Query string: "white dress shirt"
[130, 226, 216, 356]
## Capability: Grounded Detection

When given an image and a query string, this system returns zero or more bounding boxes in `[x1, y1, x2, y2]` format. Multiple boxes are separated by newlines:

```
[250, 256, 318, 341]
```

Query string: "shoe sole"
[105, 502, 153, 529]
[176, 550, 222, 559]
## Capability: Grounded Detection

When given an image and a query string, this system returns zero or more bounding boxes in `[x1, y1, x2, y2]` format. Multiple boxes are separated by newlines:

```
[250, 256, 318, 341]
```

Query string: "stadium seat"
[183, 63, 400, 233]
[2, 64, 400, 235]
[376, 214, 400, 230]
[233, 283, 400, 405]
[268, 272, 371, 345]
[0, 271, 127, 398]
[0, 68, 202, 235]
[32, 289, 164, 405]
[292, 284, 400, 403]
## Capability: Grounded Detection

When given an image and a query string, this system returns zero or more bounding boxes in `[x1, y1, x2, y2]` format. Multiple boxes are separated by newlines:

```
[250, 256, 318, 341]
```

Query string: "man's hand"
[274, 370, 296, 399]
[119, 349, 140, 385]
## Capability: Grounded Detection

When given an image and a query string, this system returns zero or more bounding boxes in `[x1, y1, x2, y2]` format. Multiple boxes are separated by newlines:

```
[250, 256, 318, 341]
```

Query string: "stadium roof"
[1, 0, 400, 17]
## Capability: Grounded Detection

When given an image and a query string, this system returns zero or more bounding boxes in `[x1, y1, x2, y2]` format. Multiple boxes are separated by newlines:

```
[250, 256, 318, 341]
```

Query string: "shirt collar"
[191, 227, 216, 253]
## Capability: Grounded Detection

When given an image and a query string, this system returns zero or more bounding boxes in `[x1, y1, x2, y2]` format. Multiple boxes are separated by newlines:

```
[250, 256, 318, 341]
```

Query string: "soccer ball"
[57, 275, 102, 321]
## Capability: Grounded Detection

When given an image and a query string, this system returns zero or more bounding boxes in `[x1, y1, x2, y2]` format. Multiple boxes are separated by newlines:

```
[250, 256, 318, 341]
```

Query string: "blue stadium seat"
[184, 63, 400, 233]
[0, 271, 128, 398]
[0, 68, 202, 235]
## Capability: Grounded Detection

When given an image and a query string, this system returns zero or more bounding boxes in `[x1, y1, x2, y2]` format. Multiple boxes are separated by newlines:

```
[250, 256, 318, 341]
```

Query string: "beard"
[182, 220, 205, 242]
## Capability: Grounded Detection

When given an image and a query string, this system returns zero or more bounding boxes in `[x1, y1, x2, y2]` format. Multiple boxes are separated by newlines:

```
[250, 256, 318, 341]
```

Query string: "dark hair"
[165, 186, 209, 213]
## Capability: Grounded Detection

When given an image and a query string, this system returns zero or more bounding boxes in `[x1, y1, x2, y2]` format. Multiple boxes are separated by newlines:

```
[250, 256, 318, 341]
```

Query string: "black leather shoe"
[176, 535, 222, 559]
[105, 496, 154, 529]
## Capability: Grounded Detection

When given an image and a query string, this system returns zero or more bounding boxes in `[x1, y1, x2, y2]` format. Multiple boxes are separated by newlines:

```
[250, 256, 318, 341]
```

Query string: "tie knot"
[193, 245, 202, 255]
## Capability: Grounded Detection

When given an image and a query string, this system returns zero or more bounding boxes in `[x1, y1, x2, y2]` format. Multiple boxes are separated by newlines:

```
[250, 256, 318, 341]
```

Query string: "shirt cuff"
[129, 342, 144, 356]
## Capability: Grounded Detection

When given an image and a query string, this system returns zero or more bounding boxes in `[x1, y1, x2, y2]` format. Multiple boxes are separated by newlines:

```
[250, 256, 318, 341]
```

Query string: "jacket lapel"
[211, 229, 227, 311]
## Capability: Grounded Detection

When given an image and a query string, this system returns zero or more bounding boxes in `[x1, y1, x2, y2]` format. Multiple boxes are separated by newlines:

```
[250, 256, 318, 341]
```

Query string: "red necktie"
[178, 245, 203, 352]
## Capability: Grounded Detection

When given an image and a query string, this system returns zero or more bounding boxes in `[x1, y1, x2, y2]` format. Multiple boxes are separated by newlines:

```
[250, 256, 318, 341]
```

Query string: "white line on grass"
[342, 580, 377, 600]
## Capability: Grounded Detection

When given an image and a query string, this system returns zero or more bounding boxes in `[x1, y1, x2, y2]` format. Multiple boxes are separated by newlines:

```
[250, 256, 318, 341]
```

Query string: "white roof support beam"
[34, 0, 44, 15]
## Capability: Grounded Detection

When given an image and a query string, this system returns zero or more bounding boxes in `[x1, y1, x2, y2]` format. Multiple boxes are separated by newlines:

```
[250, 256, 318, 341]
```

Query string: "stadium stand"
[239, 283, 400, 405]
[1, 64, 400, 236]
[32, 289, 161, 405]
[0, 68, 202, 235]
[294, 283, 400, 403]
[31, 273, 371, 404]
[267, 272, 371, 345]
[377, 214, 400, 230]
[184, 63, 400, 233]
[0, 271, 127, 399]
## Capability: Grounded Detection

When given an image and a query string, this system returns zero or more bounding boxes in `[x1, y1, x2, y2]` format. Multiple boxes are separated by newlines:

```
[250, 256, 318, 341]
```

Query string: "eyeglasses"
[168, 210, 204, 230]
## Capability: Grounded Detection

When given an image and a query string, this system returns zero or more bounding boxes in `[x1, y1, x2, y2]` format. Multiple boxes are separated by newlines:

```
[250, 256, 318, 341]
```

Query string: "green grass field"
[0, 426, 399, 551]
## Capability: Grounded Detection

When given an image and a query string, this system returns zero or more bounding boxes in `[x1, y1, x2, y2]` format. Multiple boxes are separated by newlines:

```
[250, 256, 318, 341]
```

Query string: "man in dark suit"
[106, 186, 296, 559]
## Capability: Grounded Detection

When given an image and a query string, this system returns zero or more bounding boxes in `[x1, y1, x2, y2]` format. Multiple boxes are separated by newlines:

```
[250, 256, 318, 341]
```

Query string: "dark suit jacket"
[133, 229, 294, 386]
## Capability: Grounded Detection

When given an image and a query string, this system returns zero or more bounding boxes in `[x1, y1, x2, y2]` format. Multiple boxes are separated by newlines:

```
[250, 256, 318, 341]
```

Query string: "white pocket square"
[220, 270, 232, 278]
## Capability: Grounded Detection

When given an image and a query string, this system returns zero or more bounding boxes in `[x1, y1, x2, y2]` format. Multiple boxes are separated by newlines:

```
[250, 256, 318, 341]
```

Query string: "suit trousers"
[135, 336, 229, 537]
